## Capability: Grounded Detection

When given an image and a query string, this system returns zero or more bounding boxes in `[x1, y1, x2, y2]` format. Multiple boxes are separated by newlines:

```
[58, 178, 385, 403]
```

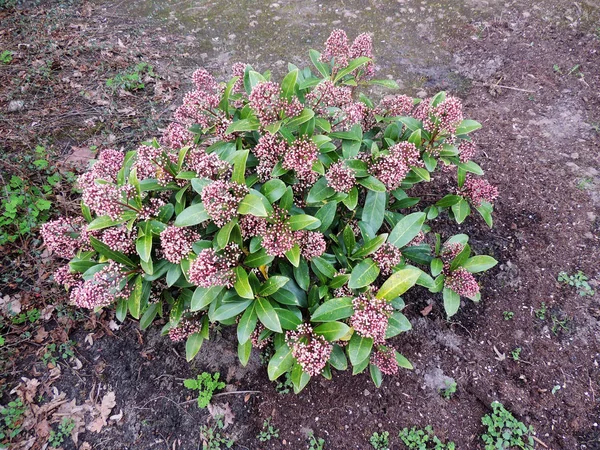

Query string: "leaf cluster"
[398, 425, 456, 449]
[480, 402, 535, 450]
[183, 372, 226, 408]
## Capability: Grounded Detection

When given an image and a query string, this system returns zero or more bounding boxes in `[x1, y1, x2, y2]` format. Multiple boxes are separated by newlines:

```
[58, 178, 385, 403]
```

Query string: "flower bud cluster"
[41, 217, 87, 259]
[101, 225, 137, 254]
[286, 323, 332, 376]
[294, 230, 327, 261]
[371, 346, 399, 375]
[201, 180, 249, 227]
[370, 141, 423, 191]
[169, 317, 202, 342]
[69, 261, 129, 309]
[350, 294, 394, 345]
[462, 175, 499, 206]
[372, 243, 402, 276]
[325, 161, 356, 193]
[185, 147, 230, 179]
[262, 207, 296, 257]
[188, 244, 241, 289]
[253, 133, 288, 181]
[444, 267, 480, 298]
[283, 139, 319, 183]
[159, 226, 200, 264]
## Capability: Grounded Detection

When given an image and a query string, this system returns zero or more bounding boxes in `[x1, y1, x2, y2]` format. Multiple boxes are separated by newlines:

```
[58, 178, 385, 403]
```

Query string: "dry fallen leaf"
[87, 391, 116, 433]
[207, 403, 234, 428]
[34, 327, 49, 343]
[84, 334, 94, 347]
[420, 304, 433, 316]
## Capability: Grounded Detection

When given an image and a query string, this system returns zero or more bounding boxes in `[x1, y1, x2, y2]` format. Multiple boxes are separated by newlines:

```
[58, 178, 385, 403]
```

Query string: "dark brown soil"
[2, 1, 600, 449]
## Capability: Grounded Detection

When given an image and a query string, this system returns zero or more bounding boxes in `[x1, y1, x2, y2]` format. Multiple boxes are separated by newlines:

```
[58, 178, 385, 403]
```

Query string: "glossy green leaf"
[348, 258, 380, 289]
[462, 255, 497, 273]
[267, 343, 294, 380]
[362, 190, 386, 233]
[348, 334, 373, 367]
[256, 297, 282, 333]
[311, 297, 354, 322]
[289, 214, 321, 231]
[191, 286, 223, 311]
[376, 266, 422, 300]
[90, 237, 136, 267]
[237, 303, 257, 344]
[443, 287, 461, 317]
[234, 266, 254, 299]
[185, 333, 204, 362]
[174, 203, 209, 227]
[314, 321, 351, 341]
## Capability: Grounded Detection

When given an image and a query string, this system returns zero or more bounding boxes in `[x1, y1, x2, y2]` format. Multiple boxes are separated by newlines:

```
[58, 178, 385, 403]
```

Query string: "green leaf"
[314, 321, 351, 341]
[408, 128, 422, 147]
[376, 266, 422, 301]
[315, 201, 337, 231]
[395, 351, 413, 369]
[140, 302, 159, 330]
[191, 286, 223, 311]
[281, 68, 299, 100]
[90, 237, 136, 267]
[185, 333, 204, 362]
[348, 334, 373, 367]
[256, 297, 283, 333]
[357, 175, 386, 192]
[285, 244, 301, 267]
[307, 177, 335, 204]
[216, 219, 237, 249]
[288, 214, 321, 231]
[385, 312, 412, 338]
[274, 308, 303, 330]
[431, 258, 444, 277]
[234, 267, 254, 299]
[226, 117, 260, 134]
[368, 79, 399, 89]
[456, 119, 482, 135]
[451, 198, 471, 224]
[333, 56, 371, 82]
[329, 345, 348, 370]
[351, 234, 387, 258]
[362, 190, 386, 233]
[211, 299, 253, 321]
[231, 150, 249, 184]
[370, 364, 383, 387]
[456, 160, 484, 176]
[261, 179, 286, 203]
[475, 201, 494, 228]
[116, 299, 127, 322]
[291, 362, 311, 393]
[174, 203, 209, 227]
[87, 215, 127, 231]
[348, 258, 380, 289]
[443, 287, 461, 317]
[259, 276, 290, 296]
[398, 116, 422, 131]
[311, 297, 354, 322]
[311, 256, 336, 279]
[462, 255, 497, 273]
[436, 194, 462, 207]
[387, 212, 426, 248]
[238, 340, 252, 366]
[136, 232, 153, 263]
[411, 166, 430, 182]
[293, 259, 310, 291]
[309, 50, 330, 78]
[237, 303, 257, 344]
[267, 343, 294, 380]
[238, 193, 268, 217]
[244, 248, 275, 267]
[128, 276, 143, 319]
[286, 108, 315, 129]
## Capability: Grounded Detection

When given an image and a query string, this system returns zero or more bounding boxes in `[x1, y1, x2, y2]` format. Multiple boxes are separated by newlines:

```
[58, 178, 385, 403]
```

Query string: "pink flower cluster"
[239, 214, 267, 239]
[253, 133, 288, 181]
[350, 294, 393, 345]
[53, 265, 82, 290]
[188, 244, 240, 288]
[138, 197, 166, 221]
[325, 161, 356, 193]
[41, 217, 87, 259]
[444, 267, 479, 298]
[262, 207, 296, 257]
[248, 82, 303, 128]
[376, 95, 414, 117]
[372, 243, 402, 276]
[161, 123, 193, 150]
[407, 231, 426, 247]
[371, 346, 399, 375]
[441, 242, 464, 265]
[250, 323, 271, 349]
[305, 80, 352, 115]
[321, 30, 374, 79]
[286, 323, 332, 376]
[294, 230, 327, 261]
[133, 144, 177, 186]
[70, 261, 129, 309]
[462, 175, 498, 207]
[174, 68, 221, 129]
[101, 225, 137, 254]
[370, 141, 423, 191]
[201, 180, 248, 227]
[185, 147, 230, 179]
[283, 139, 319, 184]
[458, 140, 477, 163]
[169, 317, 202, 342]
[160, 226, 200, 264]
[415, 96, 464, 134]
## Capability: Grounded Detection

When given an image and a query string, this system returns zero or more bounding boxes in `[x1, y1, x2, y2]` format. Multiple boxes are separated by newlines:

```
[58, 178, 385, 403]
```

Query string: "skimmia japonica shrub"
[42, 30, 498, 392]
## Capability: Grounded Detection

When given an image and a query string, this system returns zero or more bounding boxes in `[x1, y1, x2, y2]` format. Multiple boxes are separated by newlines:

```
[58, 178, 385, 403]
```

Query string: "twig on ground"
[473, 81, 536, 93]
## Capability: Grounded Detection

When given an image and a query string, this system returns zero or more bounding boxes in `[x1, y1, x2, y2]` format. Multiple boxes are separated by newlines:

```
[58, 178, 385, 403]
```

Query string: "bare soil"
[1, 1, 599, 449]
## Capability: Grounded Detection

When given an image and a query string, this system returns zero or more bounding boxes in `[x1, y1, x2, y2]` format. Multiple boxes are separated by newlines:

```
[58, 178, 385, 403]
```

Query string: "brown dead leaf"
[207, 403, 234, 428]
[87, 391, 116, 433]
[55, 398, 91, 444]
[420, 304, 433, 316]
[11, 377, 40, 403]
[34, 327, 49, 343]
[84, 334, 94, 347]
[34, 419, 51, 439]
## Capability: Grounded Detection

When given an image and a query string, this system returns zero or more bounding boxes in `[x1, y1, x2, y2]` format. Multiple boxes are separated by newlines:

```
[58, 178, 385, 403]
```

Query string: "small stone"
[570, 152, 579, 159]
[416, 90, 427, 98]
[8, 100, 24, 112]
[363, 389, 370, 396]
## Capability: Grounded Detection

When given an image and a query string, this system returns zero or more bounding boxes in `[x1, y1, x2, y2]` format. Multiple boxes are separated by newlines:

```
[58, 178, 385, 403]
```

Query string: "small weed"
[199, 416, 234, 450]
[440, 380, 457, 399]
[0, 50, 12, 64]
[257, 417, 279, 442]
[567, 64, 582, 77]
[558, 270, 595, 296]
[551, 315, 569, 335]
[527, 95, 535, 102]
[42, 341, 75, 366]
[308, 431, 325, 450]
[535, 302, 547, 320]
[398, 425, 456, 449]
[369, 431, 390, 450]
[481, 401, 535, 450]
[576, 177, 593, 190]
[553, 64, 562, 74]
[11, 308, 41, 325]
[551, 385, 561, 395]
[275, 371, 293, 394]
[503, 311, 514, 321]
[183, 372, 225, 409]
[48, 417, 75, 448]
[511, 347, 522, 361]
[106, 62, 156, 92]
[0, 398, 26, 443]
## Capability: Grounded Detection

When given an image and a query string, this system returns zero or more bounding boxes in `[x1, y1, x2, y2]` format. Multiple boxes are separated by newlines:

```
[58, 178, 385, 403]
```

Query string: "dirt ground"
[1, 0, 600, 449]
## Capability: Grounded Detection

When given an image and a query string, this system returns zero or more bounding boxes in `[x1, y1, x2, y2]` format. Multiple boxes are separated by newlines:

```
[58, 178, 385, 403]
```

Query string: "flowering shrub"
[43, 30, 498, 392]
